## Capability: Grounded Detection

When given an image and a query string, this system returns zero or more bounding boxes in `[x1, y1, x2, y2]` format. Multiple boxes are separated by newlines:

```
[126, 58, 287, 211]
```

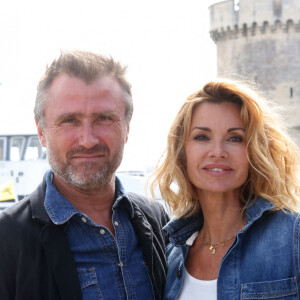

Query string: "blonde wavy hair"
[150, 79, 300, 217]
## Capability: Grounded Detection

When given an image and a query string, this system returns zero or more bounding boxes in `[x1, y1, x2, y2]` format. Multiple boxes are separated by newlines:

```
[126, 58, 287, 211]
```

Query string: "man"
[0, 50, 169, 300]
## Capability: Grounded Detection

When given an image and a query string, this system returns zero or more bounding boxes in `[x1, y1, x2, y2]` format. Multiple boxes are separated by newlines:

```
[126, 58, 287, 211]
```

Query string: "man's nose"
[78, 123, 99, 149]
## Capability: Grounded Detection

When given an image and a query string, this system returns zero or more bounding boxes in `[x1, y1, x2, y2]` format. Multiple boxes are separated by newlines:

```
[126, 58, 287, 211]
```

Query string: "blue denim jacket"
[163, 197, 300, 300]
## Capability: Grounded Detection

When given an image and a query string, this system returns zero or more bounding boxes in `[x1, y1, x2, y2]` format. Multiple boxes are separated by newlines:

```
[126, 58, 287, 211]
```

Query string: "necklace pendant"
[209, 245, 216, 254]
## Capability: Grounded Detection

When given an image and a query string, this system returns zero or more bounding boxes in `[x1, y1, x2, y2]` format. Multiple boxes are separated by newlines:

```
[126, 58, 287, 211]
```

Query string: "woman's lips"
[203, 164, 233, 175]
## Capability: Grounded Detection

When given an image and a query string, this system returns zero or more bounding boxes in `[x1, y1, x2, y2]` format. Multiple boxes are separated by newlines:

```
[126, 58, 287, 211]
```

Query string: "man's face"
[36, 74, 129, 191]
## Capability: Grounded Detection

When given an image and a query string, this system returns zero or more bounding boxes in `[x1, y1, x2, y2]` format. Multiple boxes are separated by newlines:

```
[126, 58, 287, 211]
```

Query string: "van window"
[0, 138, 6, 160]
[24, 136, 45, 160]
[10, 137, 25, 161]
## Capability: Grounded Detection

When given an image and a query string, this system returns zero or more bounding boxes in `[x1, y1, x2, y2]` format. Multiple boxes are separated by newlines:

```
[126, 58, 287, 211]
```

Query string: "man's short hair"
[34, 50, 133, 128]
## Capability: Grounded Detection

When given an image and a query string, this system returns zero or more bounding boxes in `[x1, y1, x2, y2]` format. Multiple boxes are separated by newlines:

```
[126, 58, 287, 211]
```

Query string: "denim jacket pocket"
[77, 268, 103, 300]
[241, 277, 298, 299]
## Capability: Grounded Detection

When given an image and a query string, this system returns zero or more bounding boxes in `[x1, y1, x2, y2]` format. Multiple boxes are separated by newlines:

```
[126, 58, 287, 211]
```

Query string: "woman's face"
[185, 101, 249, 196]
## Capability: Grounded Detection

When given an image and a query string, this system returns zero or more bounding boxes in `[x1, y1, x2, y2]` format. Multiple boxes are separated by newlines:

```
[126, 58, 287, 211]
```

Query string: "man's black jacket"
[0, 177, 169, 300]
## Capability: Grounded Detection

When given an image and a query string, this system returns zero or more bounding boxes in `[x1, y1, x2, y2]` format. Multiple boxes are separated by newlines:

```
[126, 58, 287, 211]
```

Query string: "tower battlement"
[210, 19, 300, 43]
[209, 0, 300, 41]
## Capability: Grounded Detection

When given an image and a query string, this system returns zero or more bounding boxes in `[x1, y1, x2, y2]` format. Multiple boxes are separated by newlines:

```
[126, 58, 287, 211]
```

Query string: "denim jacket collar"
[244, 197, 275, 229]
[163, 196, 275, 246]
[44, 170, 134, 225]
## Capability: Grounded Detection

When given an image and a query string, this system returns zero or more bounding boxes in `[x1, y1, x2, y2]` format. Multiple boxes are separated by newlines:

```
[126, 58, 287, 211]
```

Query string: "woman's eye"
[194, 134, 209, 141]
[228, 135, 243, 142]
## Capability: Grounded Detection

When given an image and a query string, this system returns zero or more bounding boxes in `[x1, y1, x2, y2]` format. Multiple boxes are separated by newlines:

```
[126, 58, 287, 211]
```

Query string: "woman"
[151, 79, 300, 299]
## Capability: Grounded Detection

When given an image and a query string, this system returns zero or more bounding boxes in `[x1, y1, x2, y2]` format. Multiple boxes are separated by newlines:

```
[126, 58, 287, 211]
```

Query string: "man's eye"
[98, 116, 113, 124]
[63, 119, 76, 123]
[194, 134, 209, 141]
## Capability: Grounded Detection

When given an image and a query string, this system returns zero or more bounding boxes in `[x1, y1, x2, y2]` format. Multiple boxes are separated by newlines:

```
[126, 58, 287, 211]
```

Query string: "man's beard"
[47, 143, 124, 191]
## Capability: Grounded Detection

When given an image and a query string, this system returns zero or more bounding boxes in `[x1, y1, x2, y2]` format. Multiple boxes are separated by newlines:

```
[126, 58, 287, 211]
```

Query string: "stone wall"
[209, 0, 300, 142]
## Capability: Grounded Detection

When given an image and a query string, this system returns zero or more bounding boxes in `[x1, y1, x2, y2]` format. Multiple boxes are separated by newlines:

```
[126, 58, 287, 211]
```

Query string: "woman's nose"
[208, 140, 228, 158]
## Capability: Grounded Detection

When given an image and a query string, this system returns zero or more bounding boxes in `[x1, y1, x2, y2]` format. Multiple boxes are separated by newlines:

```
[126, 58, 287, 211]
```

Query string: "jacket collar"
[30, 173, 52, 224]
[164, 197, 275, 246]
[30, 172, 135, 224]
[244, 197, 275, 227]
[43, 171, 134, 225]
[163, 210, 203, 245]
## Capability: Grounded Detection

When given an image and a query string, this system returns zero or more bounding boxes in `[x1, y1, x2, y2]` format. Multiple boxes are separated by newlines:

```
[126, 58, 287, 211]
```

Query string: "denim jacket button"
[118, 262, 124, 267]
[176, 268, 181, 278]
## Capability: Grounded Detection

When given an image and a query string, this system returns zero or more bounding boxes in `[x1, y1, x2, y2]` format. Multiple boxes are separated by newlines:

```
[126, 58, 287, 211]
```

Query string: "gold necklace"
[200, 231, 235, 255]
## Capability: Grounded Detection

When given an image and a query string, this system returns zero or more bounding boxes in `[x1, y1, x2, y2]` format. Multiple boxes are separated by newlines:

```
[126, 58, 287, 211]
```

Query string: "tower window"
[290, 87, 293, 98]
[234, 0, 240, 12]
[273, 0, 282, 16]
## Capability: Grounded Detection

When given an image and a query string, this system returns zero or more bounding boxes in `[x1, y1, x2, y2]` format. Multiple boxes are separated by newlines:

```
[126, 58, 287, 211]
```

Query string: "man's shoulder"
[0, 197, 34, 247]
[0, 197, 31, 224]
[127, 192, 164, 213]
[0, 178, 48, 236]
[126, 192, 169, 226]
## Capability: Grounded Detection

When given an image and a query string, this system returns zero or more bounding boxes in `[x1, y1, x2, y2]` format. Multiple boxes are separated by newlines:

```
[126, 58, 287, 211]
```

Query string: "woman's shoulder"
[245, 207, 300, 242]
[266, 209, 300, 225]
[246, 197, 300, 227]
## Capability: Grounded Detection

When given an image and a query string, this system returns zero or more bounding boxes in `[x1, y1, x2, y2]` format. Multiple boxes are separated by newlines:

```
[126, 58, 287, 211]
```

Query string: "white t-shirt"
[178, 271, 217, 300]
[177, 231, 217, 300]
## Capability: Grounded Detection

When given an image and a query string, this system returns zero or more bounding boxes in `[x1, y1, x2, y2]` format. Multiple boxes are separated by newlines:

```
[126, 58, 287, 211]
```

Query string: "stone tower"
[209, 0, 300, 142]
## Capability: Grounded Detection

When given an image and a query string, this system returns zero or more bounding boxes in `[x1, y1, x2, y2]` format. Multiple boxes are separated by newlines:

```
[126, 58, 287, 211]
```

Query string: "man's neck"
[52, 174, 116, 232]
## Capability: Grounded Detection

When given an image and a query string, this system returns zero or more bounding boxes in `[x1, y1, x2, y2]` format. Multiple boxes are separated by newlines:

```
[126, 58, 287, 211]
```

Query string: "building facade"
[209, 0, 300, 143]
